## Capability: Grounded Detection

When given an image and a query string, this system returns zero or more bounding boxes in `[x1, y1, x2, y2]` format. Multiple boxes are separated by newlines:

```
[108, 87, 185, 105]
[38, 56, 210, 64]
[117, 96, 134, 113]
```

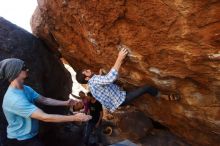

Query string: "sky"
[0, 0, 86, 96]
[0, 0, 37, 32]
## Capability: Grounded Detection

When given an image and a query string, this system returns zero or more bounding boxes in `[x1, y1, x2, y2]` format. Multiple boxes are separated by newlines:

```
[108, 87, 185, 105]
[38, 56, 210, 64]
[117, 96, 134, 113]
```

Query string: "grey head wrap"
[0, 58, 24, 82]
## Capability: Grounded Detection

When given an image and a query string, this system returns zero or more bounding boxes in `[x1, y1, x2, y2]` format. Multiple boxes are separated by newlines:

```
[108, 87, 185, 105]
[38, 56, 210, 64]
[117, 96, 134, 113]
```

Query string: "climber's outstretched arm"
[112, 48, 128, 72]
[91, 48, 128, 85]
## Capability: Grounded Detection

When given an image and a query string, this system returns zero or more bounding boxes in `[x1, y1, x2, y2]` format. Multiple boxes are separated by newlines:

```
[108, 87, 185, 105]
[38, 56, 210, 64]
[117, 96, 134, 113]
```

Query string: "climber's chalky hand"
[118, 48, 128, 61]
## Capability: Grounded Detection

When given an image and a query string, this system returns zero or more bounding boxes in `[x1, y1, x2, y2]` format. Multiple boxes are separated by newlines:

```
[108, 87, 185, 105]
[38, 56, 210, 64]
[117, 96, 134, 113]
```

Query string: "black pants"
[6, 135, 44, 146]
[121, 85, 159, 106]
[84, 121, 101, 146]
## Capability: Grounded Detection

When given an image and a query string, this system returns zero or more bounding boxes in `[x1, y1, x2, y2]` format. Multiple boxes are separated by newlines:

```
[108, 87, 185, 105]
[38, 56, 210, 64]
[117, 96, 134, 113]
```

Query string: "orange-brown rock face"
[31, 0, 220, 145]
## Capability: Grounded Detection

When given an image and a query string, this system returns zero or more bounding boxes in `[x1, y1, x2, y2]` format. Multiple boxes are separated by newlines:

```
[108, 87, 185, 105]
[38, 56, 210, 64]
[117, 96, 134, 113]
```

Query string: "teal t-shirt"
[2, 85, 40, 140]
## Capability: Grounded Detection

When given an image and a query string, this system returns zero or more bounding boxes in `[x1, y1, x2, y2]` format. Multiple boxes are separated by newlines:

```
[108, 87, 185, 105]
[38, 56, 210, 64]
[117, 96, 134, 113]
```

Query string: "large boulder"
[0, 17, 72, 146]
[31, 0, 220, 145]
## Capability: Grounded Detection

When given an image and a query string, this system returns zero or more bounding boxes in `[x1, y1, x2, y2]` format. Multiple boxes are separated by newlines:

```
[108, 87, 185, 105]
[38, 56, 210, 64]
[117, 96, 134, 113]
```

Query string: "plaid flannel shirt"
[88, 69, 126, 112]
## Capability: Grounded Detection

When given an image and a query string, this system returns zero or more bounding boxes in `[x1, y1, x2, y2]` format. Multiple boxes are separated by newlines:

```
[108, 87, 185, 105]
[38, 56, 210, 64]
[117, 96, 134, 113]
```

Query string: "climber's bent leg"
[121, 85, 159, 106]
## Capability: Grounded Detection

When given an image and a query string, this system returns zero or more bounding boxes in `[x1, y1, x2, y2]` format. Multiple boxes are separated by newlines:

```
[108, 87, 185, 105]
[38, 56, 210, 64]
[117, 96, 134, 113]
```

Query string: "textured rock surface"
[0, 17, 72, 146]
[112, 107, 154, 140]
[31, 0, 220, 145]
[102, 107, 190, 146]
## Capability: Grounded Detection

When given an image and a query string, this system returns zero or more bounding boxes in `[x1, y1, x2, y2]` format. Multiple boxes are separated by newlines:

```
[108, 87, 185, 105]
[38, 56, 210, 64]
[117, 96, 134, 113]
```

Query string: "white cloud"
[0, 0, 37, 32]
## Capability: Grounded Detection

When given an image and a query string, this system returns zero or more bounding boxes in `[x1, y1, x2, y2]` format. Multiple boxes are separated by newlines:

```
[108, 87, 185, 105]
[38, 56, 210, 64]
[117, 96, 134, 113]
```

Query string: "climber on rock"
[76, 48, 180, 113]
[0, 58, 92, 146]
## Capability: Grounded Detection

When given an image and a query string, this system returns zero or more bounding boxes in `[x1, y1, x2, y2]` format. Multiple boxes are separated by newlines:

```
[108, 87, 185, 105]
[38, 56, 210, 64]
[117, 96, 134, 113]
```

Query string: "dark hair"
[76, 71, 87, 84]
[79, 91, 85, 97]
[87, 92, 92, 97]
[87, 92, 95, 100]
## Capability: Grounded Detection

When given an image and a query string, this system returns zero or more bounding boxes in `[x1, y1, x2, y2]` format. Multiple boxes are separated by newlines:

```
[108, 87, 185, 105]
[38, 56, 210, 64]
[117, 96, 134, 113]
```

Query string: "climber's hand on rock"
[118, 48, 128, 61]
[73, 113, 92, 122]
[113, 48, 128, 71]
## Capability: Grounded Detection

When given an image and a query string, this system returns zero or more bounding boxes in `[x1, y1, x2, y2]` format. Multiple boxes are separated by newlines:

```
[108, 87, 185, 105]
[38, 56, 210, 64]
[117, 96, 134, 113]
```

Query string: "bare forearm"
[46, 98, 67, 106]
[113, 48, 128, 72]
[112, 57, 123, 72]
[31, 108, 91, 122]
[42, 114, 75, 123]
[38, 96, 68, 106]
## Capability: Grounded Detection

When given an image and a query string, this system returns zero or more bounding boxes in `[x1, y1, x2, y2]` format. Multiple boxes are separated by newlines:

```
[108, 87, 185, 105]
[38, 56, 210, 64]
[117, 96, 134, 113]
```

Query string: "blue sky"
[0, 0, 37, 32]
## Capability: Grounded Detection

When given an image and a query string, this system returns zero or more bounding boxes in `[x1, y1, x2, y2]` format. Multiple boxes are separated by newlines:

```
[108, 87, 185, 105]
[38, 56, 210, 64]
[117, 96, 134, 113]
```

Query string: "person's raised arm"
[91, 48, 128, 85]
[112, 48, 128, 72]
[31, 108, 91, 123]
